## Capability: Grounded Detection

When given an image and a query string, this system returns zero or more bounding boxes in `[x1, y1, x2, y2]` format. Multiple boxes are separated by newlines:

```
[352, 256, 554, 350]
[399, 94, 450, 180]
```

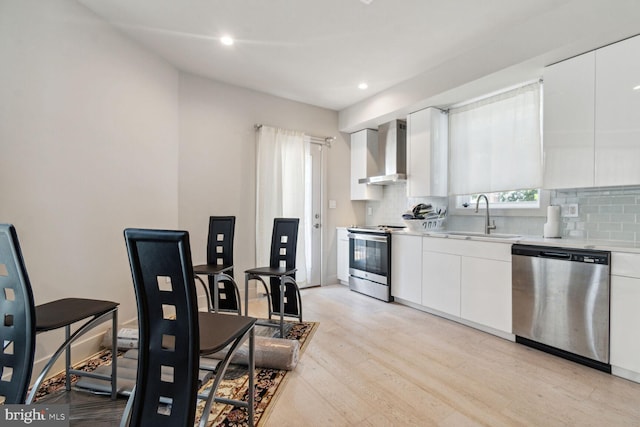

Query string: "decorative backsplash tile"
[552, 186, 640, 242]
[365, 183, 640, 243]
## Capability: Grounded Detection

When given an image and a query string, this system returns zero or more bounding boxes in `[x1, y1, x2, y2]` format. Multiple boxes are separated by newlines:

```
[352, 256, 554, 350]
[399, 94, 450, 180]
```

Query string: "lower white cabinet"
[422, 251, 461, 316]
[460, 256, 512, 333]
[419, 236, 512, 336]
[391, 234, 422, 304]
[610, 252, 640, 377]
[337, 228, 349, 284]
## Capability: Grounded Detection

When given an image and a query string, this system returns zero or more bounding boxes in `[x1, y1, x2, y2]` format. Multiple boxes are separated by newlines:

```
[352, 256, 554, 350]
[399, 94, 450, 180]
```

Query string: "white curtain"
[449, 82, 542, 195]
[256, 126, 309, 287]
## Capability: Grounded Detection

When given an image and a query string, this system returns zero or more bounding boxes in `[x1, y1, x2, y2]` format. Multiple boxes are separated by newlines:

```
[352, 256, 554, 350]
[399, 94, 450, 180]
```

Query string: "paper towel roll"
[544, 222, 561, 238]
[547, 205, 561, 223]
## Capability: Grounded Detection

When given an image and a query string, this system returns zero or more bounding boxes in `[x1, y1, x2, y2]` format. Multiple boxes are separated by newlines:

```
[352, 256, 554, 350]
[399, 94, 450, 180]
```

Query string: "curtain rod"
[254, 124, 334, 147]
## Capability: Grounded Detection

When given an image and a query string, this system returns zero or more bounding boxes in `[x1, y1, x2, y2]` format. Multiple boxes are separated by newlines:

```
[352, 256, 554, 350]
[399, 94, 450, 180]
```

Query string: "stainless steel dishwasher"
[512, 244, 611, 372]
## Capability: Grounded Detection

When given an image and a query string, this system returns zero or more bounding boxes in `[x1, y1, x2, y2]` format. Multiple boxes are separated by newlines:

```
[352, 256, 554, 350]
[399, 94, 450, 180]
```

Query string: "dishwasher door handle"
[539, 251, 572, 260]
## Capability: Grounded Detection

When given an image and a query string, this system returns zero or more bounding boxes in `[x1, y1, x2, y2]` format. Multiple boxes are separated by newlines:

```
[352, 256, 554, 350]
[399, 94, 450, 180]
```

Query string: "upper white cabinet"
[543, 35, 640, 189]
[406, 107, 448, 197]
[543, 52, 596, 189]
[595, 35, 640, 187]
[391, 234, 422, 304]
[350, 129, 382, 200]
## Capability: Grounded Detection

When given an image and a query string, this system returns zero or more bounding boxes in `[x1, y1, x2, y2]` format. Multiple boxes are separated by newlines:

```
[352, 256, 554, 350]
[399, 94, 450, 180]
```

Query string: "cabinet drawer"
[612, 252, 640, 278]
[422, 237, 511, 261]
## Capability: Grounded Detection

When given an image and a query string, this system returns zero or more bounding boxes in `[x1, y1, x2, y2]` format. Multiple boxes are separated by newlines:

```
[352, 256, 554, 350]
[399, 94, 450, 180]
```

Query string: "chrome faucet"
[475, 194, 497, 235]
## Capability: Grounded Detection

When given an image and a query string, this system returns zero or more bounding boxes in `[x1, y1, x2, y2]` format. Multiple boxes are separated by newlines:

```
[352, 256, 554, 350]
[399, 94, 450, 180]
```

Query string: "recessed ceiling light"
[634, 84, 640, 91]
[358, 82, 368, 90]
[220, 35, 234, 46]
[360, 0, 374, 4]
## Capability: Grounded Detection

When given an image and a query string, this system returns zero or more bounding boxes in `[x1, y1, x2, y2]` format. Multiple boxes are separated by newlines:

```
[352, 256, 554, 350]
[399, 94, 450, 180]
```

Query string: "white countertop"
[395, 229, 640, 254]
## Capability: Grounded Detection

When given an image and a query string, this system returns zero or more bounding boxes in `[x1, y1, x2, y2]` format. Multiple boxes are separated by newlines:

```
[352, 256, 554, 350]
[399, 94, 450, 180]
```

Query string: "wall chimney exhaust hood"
[358, 119, 407, 185]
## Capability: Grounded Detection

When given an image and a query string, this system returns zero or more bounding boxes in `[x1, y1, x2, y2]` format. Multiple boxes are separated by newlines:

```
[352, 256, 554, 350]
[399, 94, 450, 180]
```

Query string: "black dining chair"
[0, 224, 36, 404]
[193, 216, 241, 314]
[0, 224, 119, 404]
[122, 228, 256, 427]
[244, 218, 303, 337]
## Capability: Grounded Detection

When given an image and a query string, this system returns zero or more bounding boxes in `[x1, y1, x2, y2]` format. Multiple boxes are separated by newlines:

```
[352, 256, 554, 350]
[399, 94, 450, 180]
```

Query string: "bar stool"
[122, 228, 255, 427]
[193, 216, 241, 314]
[0, 224, 118, 404]
[27, 297, 119, 403]
[0, 224, 36, 404]
[244, 218, 303, 337]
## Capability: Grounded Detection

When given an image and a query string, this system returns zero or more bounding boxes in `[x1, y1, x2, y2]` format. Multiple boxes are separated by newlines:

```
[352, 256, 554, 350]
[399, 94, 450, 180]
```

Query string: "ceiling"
[77, 0, 640, 113]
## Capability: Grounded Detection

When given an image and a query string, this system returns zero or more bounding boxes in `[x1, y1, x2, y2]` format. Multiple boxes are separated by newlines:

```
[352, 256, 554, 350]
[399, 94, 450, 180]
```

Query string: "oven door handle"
[348, 233, 388, 243]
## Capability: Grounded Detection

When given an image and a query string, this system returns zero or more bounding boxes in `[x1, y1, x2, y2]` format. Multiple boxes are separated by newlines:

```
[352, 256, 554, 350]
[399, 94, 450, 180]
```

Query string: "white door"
[304, 142, 323, 287]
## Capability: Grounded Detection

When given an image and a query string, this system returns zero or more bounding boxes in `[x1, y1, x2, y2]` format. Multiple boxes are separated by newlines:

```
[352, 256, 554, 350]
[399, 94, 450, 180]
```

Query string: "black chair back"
[206, 216, 238, 311]
[124, 229, 200, 427]
[0, 224, 36, 404]
[268, 218, 300, 315]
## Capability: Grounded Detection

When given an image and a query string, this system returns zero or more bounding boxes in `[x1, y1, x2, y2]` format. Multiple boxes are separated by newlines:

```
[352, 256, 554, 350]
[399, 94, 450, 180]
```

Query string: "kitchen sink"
[432, 231, 522, 240]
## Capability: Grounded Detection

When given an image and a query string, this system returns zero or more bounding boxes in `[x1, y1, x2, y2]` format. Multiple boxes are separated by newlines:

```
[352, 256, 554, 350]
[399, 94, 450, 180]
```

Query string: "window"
[449, 81, 543, 196]
[456, 189, 540, 210]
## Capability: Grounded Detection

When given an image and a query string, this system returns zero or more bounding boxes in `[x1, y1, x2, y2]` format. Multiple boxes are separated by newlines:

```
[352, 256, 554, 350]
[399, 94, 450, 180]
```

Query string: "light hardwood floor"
[255, 284, 640, 427]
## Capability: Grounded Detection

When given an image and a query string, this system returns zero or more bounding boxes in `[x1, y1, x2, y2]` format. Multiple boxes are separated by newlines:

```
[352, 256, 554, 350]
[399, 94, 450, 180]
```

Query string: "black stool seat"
[198, 313, 256, 354]
[244, 266, 297, 276]
[193, 263, 233, 276]
[36, 298, 119, 331]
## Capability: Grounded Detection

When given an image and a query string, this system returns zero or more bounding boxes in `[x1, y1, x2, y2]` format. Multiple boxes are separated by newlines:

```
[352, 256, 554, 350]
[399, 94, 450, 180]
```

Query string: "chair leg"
[111, 308, 118, 400]
[279, 275, 285, 338]
[65, 325, 71, 392]
[197, 328, 254, 427]
[119, 384, 135, 427]
[248, 327, 255, 427]
[216, 272, 242, 315]
[195, 275, 213, 311]
[26, 308, 119, 404]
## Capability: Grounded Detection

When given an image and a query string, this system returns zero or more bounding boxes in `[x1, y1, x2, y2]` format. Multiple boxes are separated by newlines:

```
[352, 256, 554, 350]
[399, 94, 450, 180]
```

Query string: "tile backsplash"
[365, 183, 640, 243]
[551, 186, 640, 242]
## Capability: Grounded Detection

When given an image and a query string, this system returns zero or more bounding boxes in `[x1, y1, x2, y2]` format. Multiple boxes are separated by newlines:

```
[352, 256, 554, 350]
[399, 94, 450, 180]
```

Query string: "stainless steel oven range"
[347, 225, 402, 302]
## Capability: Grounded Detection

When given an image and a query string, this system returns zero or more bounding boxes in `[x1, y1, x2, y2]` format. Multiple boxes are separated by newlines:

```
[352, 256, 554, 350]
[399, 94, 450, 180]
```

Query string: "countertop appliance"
[347, 225, 401, 302]
[512, 244, 611, 372]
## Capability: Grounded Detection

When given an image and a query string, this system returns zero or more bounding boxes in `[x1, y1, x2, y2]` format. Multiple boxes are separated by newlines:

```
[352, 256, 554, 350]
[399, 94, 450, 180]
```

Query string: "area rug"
[33, 320, 318, 426]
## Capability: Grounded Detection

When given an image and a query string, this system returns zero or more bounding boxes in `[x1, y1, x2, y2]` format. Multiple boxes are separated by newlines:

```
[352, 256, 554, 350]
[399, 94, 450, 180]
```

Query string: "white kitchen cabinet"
[406, 107, 448, 197]
[460, 256, 512, 334]
[543, 34, 640, 189]
[391, 234, 422, 304]
[421, 236, 511, 334]
[543, 51, 596, 189]
[595, 35, 640, 187]
[422, 250, 461, 316]
[610, 252, 640, 378]
[350, 129, 382, 200]
[336, 228, 350, 284]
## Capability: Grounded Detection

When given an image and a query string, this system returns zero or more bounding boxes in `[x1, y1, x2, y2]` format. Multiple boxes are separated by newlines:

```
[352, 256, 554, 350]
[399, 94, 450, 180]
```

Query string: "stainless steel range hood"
[358, 119, 407, 185]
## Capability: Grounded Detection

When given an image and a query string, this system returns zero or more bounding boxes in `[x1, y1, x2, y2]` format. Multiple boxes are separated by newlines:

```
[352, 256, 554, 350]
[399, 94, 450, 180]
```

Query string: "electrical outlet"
[367, 207, 373, 216]
[561, 203, 579, 217]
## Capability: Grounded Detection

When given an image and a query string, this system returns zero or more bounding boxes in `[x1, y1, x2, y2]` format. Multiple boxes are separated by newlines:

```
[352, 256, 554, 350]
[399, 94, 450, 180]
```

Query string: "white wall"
[0, 0, 360, 375]
[0, 0, 179, 368]
[178, 73, 357, 288]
